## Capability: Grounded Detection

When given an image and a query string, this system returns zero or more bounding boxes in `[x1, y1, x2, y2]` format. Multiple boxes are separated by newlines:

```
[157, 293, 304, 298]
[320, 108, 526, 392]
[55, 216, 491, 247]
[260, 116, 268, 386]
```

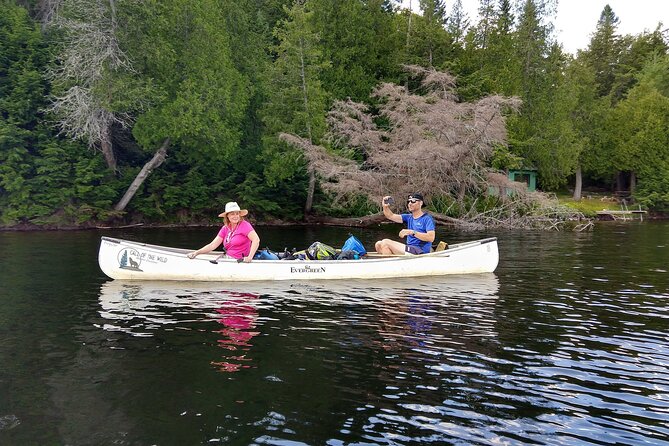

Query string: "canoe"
[98, 236, 499, 281]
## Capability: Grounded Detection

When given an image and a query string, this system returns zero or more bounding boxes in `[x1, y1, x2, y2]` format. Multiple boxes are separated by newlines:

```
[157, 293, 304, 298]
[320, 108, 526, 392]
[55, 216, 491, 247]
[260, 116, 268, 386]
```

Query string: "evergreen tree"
[611, 28, 668, 101]
[261, 0, 330, 215]
[609, 56, 669, 207]
[309, 0, 401, 101]
[578, 7, 667, 199]
[507, 1, 581, 189]
[583, 5, 621, 99]
[564, 57, 607, 200]
[413, 0, 449, 66]
[486, 0, 518, 95]
[474, 0, 497, 51]
[451, 0, 518, 100]
[447, 0, 470, 46]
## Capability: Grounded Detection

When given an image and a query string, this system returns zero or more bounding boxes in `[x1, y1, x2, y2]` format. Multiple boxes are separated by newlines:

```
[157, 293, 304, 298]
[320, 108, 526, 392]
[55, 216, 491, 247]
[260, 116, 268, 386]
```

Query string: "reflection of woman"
[187, 202, 260, 263]
[212, 291, 259, 373]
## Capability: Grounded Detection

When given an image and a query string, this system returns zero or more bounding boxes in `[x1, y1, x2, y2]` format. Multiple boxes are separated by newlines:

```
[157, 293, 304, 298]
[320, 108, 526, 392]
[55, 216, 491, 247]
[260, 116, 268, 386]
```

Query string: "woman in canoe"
[187, 202, 260, 263]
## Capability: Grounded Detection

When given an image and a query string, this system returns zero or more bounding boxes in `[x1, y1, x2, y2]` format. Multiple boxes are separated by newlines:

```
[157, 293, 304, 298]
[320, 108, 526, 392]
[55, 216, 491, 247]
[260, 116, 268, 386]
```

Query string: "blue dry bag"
[254, 249, 280, 260]
[341, 235, 367, 256]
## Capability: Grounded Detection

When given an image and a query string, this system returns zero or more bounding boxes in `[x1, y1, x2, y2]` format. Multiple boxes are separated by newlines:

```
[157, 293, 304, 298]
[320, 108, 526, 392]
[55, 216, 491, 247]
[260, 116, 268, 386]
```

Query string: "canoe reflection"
[98, 274, 499, 373]
[98, 281, 261, 373]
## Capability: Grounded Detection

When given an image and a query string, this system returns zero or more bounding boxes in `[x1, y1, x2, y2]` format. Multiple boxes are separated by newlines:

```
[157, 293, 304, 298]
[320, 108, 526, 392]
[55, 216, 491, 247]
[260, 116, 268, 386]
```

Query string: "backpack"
[306, 242, 337, 260]
[341, 234, 367, 256]
[253, 249, 280, 260]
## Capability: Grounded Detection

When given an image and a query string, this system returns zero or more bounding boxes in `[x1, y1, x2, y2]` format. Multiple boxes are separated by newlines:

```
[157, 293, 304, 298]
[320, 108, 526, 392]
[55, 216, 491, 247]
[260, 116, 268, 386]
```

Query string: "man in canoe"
[374, 193, 436, 255]
[187, 202, 260, 263]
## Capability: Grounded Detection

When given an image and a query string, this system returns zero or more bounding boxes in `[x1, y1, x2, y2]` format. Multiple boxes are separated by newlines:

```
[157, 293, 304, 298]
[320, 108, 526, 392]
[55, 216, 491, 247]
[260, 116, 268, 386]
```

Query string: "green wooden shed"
[508, 169, 537, 192]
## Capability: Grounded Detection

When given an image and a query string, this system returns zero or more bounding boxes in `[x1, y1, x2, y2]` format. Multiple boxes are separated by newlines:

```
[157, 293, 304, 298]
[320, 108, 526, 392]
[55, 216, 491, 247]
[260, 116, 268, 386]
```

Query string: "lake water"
[1, 222, 668, 445]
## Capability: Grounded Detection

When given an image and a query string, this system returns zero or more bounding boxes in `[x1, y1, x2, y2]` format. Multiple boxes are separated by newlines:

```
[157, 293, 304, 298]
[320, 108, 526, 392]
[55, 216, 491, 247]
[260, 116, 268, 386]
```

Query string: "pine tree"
[261, 0, 330, 215]
[447, 0, 470, 45]
[507, 0, 581, 190]
[584, 5, 621, 99]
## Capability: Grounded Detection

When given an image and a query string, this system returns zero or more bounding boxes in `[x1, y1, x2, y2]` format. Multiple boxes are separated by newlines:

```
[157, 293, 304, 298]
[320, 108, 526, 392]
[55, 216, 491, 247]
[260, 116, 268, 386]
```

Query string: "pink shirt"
[217, 220, 255, 259]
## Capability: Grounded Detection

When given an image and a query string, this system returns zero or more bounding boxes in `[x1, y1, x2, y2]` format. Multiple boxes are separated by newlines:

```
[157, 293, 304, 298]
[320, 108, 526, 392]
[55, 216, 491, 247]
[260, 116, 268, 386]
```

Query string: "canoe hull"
[98, 236, 499, 281]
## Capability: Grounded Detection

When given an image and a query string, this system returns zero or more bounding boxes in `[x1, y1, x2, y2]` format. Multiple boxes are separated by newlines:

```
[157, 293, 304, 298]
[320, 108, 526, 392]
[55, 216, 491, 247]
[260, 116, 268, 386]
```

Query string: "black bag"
[336, 250, 360, 260]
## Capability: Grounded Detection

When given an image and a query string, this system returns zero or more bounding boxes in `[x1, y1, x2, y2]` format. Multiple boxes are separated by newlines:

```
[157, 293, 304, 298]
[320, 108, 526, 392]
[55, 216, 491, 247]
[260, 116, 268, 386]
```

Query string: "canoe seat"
[434, 241, 448, 252]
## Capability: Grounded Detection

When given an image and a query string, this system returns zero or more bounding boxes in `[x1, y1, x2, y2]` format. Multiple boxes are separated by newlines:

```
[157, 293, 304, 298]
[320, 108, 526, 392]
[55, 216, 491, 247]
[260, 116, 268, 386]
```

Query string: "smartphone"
[383, 197, 394, 205]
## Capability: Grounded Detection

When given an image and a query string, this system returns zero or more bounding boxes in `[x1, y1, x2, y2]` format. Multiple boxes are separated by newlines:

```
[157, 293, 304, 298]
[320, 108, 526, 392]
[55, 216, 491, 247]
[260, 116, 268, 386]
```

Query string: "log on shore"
[304, 212, 463, 227]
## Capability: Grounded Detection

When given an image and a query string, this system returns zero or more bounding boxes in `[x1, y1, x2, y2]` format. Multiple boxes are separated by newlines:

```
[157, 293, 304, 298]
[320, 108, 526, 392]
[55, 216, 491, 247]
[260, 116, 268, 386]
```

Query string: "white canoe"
[98, 236, 499, 281]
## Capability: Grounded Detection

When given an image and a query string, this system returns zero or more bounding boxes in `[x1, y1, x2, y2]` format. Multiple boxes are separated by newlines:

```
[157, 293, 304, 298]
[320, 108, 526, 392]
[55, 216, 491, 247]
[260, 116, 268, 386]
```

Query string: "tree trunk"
[406, 0, 412, 50]
[114, 138, 170, 212]
[299, 37, 315, 215]
[573, 165, 582, 201]
[305, 167, 316, 215]
[100, 124, 117, 171]
[304, 212, 464, 228]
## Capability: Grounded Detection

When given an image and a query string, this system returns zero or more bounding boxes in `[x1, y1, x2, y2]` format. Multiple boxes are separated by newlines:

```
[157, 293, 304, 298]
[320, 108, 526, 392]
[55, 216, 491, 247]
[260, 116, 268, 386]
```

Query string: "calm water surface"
[0, 223, 668, 445]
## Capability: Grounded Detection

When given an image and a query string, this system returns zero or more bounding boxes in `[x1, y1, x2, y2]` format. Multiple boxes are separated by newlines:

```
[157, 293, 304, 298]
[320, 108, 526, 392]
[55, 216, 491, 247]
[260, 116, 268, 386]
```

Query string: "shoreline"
[1, 210, 666, 232]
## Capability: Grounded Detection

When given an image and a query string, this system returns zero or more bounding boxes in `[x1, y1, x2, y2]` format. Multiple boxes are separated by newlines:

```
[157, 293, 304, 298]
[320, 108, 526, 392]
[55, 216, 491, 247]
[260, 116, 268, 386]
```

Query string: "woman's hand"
[242, 256, 252, 263]
[187, 252, 198, 259]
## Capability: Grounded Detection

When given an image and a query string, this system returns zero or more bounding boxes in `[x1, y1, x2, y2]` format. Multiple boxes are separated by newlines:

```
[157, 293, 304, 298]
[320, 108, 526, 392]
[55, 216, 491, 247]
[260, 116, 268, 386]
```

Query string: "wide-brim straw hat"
[218, 201, 248, 218]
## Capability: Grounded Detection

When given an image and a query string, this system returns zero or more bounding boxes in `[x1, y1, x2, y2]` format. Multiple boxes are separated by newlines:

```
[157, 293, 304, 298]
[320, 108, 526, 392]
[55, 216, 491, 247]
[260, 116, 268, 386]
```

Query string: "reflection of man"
[211, 292, 259, 373]
[375, 193, 436, 255]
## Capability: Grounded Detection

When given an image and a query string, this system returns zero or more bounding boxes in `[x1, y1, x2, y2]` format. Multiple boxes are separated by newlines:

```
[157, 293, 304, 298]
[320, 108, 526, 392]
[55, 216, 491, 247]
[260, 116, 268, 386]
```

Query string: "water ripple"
[90, 271, 669, 446]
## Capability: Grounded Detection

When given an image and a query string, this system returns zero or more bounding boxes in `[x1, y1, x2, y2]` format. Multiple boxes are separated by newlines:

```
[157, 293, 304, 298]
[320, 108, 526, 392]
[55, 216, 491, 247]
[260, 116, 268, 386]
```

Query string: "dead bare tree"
[282, 65, 588, 230]
[45, 0, 133, 171]
[43, 0, 171, 214]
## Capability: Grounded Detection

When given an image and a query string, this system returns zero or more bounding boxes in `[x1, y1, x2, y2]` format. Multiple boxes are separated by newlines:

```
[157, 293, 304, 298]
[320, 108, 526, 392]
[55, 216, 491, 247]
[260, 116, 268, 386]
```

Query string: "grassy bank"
[557, 194, 621, 217]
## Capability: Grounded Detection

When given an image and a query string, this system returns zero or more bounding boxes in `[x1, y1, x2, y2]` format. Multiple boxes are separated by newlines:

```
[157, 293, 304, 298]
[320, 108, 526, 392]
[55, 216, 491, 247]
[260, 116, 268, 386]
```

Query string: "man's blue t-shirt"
[401, 212, 435, 254]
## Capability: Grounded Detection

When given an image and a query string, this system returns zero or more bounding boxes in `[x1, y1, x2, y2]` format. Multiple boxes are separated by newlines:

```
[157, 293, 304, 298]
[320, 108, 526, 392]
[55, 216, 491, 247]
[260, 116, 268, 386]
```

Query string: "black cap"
[407, 193, 424, 201]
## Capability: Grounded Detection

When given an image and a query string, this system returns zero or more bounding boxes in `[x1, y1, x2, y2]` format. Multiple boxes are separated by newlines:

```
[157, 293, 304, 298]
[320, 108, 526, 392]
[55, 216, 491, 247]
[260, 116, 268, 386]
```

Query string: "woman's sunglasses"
[407, 199, 420, 204]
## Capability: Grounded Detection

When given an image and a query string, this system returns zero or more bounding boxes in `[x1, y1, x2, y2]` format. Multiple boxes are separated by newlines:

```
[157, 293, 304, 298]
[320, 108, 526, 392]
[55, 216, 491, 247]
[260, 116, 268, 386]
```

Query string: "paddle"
[210, 256, 244, 264]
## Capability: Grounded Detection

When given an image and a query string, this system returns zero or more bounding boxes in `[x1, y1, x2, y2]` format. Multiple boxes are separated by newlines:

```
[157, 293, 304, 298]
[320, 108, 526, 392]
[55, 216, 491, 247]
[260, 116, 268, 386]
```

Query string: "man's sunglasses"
[407, 199, 420, 204]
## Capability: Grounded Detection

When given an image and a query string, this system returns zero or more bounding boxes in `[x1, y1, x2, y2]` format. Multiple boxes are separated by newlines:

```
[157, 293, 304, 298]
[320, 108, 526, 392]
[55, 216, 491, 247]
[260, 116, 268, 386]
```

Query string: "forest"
[1, 0, 668, 229]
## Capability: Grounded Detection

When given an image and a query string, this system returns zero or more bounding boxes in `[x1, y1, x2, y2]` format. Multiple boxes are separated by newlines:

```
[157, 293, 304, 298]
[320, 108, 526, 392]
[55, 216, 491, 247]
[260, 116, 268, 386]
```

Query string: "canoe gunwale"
[100, 235, 496, 264]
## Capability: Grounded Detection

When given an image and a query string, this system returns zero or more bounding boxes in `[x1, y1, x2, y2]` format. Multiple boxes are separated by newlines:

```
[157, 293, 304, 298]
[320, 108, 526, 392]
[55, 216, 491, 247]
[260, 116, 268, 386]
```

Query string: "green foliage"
[0, 2, 116, 226]
[583, 5, 621, 98]
[609, 63, 669, 208]
[260, 0, 329, 195]
[309, 0, 401, 101]
[124, 0, 250, 160]
[490, 144, 523, 170]
[313, 193, 377, 218]
[2, 0, 669, 227]
[402, 0, 453, 68]
[505, 3, 582, 190]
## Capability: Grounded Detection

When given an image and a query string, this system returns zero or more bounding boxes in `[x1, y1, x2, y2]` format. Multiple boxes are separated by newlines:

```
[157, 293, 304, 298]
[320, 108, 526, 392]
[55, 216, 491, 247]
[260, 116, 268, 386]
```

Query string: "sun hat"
[218, 202, 248, 218]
